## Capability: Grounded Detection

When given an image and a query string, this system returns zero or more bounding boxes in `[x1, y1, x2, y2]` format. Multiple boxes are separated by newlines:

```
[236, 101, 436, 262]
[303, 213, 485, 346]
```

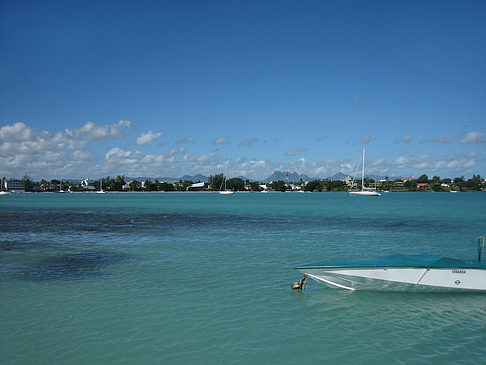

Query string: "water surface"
[1, 192, 485, 364]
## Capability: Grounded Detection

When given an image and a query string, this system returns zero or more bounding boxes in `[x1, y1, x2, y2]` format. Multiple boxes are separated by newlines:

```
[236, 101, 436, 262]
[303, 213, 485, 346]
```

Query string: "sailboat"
[58, 180, 67, 193]
[349, 149, 381, 196]
[219, 171, 234, 195]
[97, 178, 106, 194]
[0, 179, 10, 195]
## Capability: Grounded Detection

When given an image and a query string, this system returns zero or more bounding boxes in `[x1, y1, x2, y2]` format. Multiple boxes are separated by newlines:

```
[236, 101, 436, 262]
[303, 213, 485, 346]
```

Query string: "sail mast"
[361, 149, 365, 191]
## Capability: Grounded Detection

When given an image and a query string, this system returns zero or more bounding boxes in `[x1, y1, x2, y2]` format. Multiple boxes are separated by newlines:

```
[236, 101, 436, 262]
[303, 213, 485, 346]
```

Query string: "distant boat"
[219, 170, 234, 195]
[58, 180, 67, 193]
[97, 179, 106, 194]
[0, 179, 9, 195]
[349, 149, 381, 196]
[296, 236, 486, 292]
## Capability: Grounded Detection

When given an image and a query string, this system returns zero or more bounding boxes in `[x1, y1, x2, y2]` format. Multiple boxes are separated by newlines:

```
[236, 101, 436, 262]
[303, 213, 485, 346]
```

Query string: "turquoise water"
[1, 192, 485, 364]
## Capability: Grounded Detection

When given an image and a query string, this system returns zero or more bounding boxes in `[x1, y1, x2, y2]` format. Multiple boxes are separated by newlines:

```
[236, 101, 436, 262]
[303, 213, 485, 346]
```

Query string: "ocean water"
[1, 192, 485, 364]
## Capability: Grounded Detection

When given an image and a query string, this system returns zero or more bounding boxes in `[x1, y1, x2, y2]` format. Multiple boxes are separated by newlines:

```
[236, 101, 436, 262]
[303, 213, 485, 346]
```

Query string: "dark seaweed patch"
[0, 210, 462, 237]
[19, 251, 126, 281]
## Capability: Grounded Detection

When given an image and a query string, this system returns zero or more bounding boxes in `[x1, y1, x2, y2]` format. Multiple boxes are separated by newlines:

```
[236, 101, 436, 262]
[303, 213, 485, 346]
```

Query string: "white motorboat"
[349, 149, 381, 196]
[296, 237, 486, 292]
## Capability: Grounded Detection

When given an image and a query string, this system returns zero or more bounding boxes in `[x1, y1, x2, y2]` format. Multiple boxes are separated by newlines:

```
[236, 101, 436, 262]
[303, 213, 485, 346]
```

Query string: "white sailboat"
[58, 180, 67, 193]
[97, 178, 106, 194]
[219, 170, 234, 195]
[296, 237, 486, 292]
[349, 149, 381, 196]
[0, 179, 10, 195]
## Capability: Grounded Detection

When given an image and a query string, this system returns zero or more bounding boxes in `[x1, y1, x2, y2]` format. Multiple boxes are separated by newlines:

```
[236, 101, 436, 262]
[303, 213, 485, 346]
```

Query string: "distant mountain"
[264, 171, 314, 182]
[327, 171, 350, 181]
[181, 174, 208, 183]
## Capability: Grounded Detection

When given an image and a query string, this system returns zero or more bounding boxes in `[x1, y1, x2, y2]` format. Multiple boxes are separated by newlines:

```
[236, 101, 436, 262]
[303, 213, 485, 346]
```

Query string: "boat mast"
[361, 148, 365, 191]
[479, 236, 486, 261]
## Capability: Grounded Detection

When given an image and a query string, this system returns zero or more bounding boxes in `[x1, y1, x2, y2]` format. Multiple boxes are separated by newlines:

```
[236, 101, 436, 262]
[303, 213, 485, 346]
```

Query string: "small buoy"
[292, 274, 307, 290]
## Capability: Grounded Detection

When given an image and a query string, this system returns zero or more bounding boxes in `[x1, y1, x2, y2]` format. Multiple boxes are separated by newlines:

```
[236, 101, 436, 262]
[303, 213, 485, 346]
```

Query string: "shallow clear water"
[1, 192, 485, 364]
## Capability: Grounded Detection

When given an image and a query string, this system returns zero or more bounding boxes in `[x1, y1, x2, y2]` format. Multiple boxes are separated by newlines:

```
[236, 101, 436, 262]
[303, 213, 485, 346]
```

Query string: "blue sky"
[1, 0, 485, 180]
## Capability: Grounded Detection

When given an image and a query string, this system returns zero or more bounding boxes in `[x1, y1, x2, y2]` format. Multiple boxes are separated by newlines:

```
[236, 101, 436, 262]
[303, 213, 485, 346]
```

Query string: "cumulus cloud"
[285, 146, 306, 157]
[360, 134, 376, 144]
[390, 153, 480, 174]
[431, 135, 455, 143]
[0, 120, 131, 178]
[136, 130, 163, 146]
[460, 131, 485, 144]
[105, 146, 191, 165]
[66, 120, 131, 140]
[393, 156, 409, 168]
[0, 122, 34, 142]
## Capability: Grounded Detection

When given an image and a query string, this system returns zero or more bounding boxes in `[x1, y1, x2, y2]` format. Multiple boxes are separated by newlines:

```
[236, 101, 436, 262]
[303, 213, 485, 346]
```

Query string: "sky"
[1, 0, 485, 181]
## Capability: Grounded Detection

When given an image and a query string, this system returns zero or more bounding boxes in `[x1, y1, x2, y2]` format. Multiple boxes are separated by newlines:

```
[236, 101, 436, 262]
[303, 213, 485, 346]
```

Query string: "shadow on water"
[18, 251, 127, 281]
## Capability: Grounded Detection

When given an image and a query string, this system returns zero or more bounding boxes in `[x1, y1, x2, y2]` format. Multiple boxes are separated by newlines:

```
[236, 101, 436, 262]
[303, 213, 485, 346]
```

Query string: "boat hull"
[219, 190, 234, 195]
[298, 267, 486, 292]
[349, 191, 381, 196]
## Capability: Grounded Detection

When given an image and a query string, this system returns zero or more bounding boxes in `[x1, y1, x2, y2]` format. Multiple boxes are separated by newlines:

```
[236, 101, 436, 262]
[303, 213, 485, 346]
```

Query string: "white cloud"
[66, 120, 131, 141]
[402, 135, 412, 143]
[371, 158, 386, 167]
[105, 146, 194, 169]
[393, 156, 409, 167]
[0, 120, 131, 179]
[0, 122, 34, 142]
[136, 130, 163, 146]
[198, 153, 217, 162]
[464, 160, 476, 168]
[212, 137, 228, 145]
[460, 131, 485, 144]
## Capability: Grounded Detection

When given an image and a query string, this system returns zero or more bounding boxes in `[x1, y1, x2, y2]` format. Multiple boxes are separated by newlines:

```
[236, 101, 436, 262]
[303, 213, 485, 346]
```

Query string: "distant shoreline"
[8, 190, 484, 194]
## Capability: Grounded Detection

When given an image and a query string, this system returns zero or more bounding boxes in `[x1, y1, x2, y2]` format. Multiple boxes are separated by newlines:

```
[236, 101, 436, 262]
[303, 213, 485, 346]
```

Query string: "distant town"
[2, 172, 485, 193]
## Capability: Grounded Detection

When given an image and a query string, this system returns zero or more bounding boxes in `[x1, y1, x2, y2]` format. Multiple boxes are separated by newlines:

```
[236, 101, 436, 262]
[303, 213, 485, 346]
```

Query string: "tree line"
[17, 173, 486, 192]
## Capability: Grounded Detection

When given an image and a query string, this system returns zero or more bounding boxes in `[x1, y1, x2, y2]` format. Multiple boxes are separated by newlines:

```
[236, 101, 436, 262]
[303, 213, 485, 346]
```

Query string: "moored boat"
[296, 237, 486, 292]
[349, 149, 381, 196]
